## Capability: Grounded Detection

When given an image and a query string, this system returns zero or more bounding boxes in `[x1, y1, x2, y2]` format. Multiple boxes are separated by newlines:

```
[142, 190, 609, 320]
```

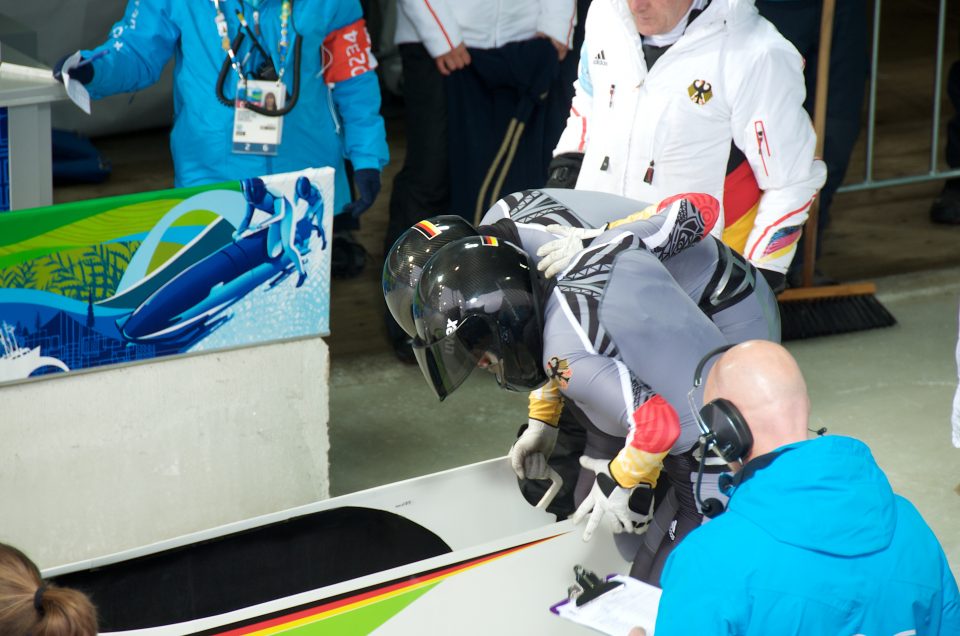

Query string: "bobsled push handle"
[536, 467, 564, 510]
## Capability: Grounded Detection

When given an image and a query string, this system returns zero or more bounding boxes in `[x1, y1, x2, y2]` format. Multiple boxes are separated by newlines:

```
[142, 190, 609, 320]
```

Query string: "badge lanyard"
[212, 0, 291, 88]
[213, 0, 296, 154]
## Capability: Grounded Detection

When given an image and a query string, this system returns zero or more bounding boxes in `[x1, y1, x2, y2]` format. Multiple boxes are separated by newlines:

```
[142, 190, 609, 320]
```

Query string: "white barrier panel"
[1, 335, 330, 569]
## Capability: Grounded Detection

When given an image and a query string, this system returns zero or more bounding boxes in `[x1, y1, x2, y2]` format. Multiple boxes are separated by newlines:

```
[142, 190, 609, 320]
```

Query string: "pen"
[75, 50, 109, 69]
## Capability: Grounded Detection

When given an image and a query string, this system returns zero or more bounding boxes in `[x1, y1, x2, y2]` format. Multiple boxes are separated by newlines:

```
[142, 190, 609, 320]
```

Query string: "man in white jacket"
[395, 0, 576, 72]
[549, 0, 826, 291]
[384, 0, 578, 360]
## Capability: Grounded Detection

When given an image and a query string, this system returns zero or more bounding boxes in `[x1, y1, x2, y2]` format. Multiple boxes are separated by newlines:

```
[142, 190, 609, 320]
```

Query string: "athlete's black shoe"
[391, 334, 417, 365]
[331, 230, 367, 278]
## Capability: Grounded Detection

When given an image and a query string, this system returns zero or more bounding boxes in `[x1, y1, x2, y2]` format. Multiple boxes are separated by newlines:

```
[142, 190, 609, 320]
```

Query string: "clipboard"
[550, 571, 661, 636]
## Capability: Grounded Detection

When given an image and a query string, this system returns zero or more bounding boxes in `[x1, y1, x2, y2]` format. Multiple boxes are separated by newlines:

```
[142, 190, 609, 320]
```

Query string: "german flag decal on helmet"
[481, 236, 499, 246]
[413, 219, 442, 239]
[688, 79, 713, 105]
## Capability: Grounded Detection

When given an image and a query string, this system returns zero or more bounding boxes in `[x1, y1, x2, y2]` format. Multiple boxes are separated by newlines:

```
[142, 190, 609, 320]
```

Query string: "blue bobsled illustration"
[117, 177, 325, 345]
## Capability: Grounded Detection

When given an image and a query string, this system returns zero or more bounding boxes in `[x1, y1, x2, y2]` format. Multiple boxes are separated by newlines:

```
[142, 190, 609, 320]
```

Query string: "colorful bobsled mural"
[0, 168, 334, 385]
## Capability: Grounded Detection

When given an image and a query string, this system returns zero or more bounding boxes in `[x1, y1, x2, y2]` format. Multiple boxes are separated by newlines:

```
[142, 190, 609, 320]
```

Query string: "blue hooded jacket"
[656, 435, 960, 634]
[82, 0, 388, 214]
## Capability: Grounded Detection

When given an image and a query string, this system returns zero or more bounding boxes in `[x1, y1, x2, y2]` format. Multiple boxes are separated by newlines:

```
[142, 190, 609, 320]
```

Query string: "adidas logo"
[593, 50, 607, 66]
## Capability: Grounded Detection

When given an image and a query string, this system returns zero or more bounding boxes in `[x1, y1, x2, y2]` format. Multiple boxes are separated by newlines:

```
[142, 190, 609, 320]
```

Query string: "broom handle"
[802, 0, 836, 288]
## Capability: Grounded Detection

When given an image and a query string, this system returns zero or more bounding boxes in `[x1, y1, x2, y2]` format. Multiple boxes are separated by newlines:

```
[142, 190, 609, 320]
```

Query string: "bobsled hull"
[45, 458, 630, 635]
[118, 230, 278, 344]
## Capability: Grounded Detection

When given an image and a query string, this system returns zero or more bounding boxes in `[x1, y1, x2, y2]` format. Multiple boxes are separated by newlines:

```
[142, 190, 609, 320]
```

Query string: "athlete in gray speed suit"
[477, 189, 780, 583]
[392, 188, 780, 584]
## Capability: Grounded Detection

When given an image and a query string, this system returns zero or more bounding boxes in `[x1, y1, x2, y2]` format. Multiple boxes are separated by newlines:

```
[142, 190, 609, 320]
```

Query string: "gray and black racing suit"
[480, 188, 780, 583]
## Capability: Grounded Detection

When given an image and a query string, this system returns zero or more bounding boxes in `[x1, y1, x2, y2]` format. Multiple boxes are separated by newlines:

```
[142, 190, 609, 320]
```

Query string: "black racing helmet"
[383, 216, 479, 337]
[411, 235, 547, 401]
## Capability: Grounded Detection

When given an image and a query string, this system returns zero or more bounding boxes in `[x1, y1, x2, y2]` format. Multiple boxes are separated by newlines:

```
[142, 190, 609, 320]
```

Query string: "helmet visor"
[383, 271, 418, 337]
[412, 327, 484, 401]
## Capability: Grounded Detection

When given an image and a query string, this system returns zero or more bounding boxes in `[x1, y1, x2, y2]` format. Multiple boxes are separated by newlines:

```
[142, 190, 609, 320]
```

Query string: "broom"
[776, 0, 896, 340]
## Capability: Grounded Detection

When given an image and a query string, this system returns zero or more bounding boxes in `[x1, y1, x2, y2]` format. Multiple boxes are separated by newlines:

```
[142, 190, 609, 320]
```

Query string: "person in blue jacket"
[53, 0, 388, 277]
[655, 340, 960, 635]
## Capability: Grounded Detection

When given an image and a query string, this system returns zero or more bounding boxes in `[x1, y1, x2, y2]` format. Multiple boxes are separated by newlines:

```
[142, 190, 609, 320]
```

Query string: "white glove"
[536, 225, 605, 278]
[572, 456, 654, 541]
[509, 419, 559, 480]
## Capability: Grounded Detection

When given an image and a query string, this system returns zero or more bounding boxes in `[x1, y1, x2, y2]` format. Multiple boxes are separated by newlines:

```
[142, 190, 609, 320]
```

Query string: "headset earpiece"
[698, 398, 754, 464]
[690, 344, 754, 519]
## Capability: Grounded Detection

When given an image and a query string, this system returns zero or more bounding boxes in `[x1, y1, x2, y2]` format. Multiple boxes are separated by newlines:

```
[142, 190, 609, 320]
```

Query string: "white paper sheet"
[62, 51, 92, 114]
[553, 575, 661, 636]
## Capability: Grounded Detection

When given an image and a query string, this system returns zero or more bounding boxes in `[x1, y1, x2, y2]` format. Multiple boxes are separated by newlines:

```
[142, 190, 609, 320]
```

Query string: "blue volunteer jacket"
[656, 435, 960, 634]
[82, 0, 389, 214]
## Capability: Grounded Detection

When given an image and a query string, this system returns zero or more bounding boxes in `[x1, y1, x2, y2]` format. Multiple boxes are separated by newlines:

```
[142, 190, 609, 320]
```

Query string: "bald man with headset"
[653, 340, 960, 635]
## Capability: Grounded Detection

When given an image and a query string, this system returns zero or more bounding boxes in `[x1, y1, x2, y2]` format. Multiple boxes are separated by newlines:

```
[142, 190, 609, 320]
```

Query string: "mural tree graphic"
[42, 242, 140, 301]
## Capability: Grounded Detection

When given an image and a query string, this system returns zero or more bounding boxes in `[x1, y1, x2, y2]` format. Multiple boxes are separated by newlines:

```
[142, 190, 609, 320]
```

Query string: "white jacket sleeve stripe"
[398, 0, 463, 57]
[422, 0, 455, 49]
[572, 107, 587, 152]
[746, 197, 814, 261]
[553, 45, 593, 156]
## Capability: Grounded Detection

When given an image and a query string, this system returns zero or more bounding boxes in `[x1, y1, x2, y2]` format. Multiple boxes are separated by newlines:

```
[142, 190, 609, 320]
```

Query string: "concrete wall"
[0, 337, 330, 570]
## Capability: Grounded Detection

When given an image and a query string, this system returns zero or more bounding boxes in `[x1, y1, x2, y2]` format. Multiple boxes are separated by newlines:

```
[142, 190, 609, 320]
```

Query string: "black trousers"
[384, 44, 450, 342]
[384, 44, 450, 255]
[444, 39, 564, 221]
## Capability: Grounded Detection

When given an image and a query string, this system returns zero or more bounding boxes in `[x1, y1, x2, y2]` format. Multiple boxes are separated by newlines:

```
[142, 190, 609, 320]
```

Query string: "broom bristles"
[777, 289, 896, 341]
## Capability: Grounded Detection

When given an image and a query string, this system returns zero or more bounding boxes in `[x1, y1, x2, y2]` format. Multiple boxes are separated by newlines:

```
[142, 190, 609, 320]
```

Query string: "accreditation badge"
[232, 79, 285, 155]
